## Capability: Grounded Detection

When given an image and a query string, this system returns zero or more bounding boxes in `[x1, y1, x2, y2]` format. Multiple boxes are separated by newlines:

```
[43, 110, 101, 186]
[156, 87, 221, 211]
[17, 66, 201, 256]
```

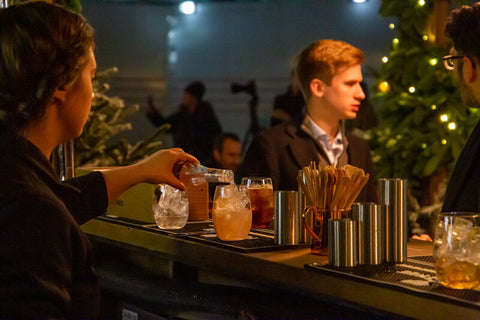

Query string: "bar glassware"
[433, 212, 480, 289]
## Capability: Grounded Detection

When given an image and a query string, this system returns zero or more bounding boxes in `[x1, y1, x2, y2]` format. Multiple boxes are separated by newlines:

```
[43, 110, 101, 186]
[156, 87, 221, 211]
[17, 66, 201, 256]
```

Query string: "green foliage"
[370, 0, 480, 202]
[75, 67, 168, 167]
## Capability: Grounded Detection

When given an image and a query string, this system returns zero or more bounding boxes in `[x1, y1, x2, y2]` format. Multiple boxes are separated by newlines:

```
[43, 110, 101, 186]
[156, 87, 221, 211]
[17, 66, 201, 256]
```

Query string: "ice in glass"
[152, 184, 189, 229]
[241, 177, 274, 228]
[212, 184, 252, 241]
[433, 212, 480, 289]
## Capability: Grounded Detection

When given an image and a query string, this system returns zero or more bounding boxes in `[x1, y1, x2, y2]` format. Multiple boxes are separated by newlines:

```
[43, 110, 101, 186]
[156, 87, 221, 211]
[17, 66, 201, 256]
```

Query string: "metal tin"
[352, 202, 385, 265]
[378, 178, 407, 263]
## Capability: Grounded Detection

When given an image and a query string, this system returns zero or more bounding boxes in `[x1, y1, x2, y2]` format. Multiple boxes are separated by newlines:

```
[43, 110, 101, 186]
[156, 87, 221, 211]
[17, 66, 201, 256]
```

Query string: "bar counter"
[82, 216, 480, 319]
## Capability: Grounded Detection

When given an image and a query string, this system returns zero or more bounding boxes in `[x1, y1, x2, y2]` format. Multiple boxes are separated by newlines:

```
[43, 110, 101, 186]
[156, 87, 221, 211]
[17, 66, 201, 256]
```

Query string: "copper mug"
[303, 207, 351, 255]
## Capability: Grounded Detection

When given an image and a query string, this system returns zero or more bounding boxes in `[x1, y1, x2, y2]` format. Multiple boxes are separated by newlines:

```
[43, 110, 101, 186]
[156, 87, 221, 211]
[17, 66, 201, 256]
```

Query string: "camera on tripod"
[230, 80, 257, 98]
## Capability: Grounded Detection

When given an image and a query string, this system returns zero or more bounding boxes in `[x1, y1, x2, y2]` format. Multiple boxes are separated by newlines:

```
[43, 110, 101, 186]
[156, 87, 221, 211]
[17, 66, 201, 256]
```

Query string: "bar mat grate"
[94, 215, 308, 253]
[186, 231, 309, 253]
[305, 256, 480, 309]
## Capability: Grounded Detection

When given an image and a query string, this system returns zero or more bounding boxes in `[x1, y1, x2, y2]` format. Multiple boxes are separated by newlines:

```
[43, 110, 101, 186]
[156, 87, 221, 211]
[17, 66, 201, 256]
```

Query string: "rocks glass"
[433, 212, 480, 289]
[241, 177, 274, 228]
[152, 184, 189, 229]
[212, 184, 252, 241]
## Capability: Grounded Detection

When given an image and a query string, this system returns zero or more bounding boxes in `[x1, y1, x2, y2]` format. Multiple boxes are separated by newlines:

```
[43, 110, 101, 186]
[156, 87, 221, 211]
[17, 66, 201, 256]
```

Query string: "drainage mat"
[95, 215, 309, 253]
[305, 255, 480, 309]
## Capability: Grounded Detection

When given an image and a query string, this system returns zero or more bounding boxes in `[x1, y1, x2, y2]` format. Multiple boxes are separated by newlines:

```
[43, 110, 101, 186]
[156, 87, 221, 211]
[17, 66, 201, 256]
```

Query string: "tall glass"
[212, 185, 252, 241]
[241, 177, 274, 228]
[433, 212, 480, 289]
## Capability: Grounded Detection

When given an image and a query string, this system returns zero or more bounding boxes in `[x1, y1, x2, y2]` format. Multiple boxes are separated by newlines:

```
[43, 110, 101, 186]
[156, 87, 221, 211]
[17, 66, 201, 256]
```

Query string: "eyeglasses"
[442, 55, 465, 70]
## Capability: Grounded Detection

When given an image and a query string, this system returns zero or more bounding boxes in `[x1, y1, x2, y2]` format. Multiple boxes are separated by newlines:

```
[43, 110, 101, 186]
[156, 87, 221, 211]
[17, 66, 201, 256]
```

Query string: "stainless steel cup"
[352, 202, 385, 265]
[378, 178, 407, 263]
[274, 191, 302, 245]
[328, 219, 358, 267]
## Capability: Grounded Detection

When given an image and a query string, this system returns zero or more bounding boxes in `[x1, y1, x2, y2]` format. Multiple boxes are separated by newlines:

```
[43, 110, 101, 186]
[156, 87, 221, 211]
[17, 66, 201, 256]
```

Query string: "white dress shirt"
[305, 115, 344, 166]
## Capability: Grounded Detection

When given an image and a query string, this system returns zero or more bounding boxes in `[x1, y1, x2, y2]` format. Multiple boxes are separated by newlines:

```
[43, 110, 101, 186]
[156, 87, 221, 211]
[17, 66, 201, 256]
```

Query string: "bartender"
[0, 2, 198, 318]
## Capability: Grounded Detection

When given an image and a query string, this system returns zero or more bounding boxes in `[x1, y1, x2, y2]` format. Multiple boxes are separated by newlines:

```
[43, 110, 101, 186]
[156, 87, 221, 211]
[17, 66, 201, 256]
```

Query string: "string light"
[448, 122, 456, 130]
[429, 58, 438, 66]
[421, 143, 427, 149]
[431, 105, 437, 110]
[179, 1, 196, 15]
[441, 139, 447, 145]
[382, 56, 389, 63]
[418, 0, 425, 6]
[440, 114, 448, 122]
[378, 81, 390, 92]
[389, 23, 395, 29]
[393, 38, 399, 45]
[422, 35, 429, 41]
[409, 86, 416, 93]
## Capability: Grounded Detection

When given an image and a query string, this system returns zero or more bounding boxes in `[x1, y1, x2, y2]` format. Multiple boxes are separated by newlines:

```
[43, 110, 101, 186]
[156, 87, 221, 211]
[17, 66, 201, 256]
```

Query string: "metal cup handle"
[303, 207, 323, 243]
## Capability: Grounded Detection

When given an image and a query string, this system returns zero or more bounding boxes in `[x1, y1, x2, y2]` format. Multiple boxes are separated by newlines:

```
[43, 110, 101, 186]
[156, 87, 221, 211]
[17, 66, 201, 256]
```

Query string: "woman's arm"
[101, 148, 198, 202]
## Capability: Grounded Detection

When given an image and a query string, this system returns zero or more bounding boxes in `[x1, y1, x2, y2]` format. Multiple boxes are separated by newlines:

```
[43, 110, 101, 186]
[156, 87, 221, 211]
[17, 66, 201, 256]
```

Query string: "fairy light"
[440, 114, 448, 122]
[431, 104, 437, 110]
[448, 122, 456, 130]
[429, 58, 438, 66]
[422, 35, 429, 41]
[378, 81, 390, 92]
[382, 56, 389, 63]
[441, 139, 447, 145]
[421, 143, 427, 149]
[393, 38, 399, 45]
[409, 86, 416, 93]
[389, 23, 395, 29]
[419, 0, 425, 6]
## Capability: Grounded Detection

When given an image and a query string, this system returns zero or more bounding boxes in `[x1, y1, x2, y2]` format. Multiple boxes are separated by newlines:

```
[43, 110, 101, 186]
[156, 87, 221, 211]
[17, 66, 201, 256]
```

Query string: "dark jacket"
[442, 121, 480, 212]
[241, 119, 377, 203]
[0, 131, 108, 318]
[147, 101, 222, 163]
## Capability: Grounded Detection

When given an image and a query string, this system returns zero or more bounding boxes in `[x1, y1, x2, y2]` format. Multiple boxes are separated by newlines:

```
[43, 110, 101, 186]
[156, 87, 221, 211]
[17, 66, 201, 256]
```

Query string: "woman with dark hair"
[0, 2, 197, 318]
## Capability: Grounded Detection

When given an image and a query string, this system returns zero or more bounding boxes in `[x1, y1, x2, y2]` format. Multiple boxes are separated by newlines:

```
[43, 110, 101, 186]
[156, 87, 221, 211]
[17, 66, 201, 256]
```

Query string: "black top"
[442, 120, 480, 212]
[147, 101, 222, 164]
[0, 130, 108, 318]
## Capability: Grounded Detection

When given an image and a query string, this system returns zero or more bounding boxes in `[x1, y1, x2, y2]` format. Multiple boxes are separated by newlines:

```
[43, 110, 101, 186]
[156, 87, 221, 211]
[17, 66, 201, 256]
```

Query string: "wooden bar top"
[82, 217, 480, 320]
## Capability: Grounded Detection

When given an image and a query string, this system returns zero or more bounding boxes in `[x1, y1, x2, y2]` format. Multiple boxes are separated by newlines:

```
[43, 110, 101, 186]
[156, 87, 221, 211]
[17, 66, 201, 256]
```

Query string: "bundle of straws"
[298, 162, 369, 219]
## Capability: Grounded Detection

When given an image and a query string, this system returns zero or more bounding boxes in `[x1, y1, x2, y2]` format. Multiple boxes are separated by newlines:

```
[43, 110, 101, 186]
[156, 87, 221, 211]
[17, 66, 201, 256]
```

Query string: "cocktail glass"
[433, 212, 480, 289]
[152, 184, 189, 229]
[241, 177, 274, 228]
[212, 184, 252, 241]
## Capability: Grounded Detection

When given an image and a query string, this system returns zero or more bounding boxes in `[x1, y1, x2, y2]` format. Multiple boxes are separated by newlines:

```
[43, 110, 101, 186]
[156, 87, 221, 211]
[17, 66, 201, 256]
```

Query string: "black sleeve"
[0, 198, 99, 318]
[63, 171, 109, 224]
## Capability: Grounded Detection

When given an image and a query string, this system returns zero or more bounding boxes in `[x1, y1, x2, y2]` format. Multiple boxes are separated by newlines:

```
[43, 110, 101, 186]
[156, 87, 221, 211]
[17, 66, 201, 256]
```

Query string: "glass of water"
[152, 184, 189, 229]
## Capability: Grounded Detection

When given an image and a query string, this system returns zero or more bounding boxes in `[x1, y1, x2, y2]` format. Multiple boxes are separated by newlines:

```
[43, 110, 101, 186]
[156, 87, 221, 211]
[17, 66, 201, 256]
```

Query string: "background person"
[146, 81, 222, 163]
[0, 2, 198, 318]
[441, 3, 480, 212]
[270, 70, 305, 127]
[210, 132, 242, 174]
[241, 39, 377, 202]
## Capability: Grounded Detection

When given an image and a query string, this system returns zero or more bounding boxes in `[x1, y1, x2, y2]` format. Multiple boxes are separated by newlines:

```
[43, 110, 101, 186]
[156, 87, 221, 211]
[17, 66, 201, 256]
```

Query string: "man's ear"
[463, 56, 477, 83]
[309, 78, 326, 98]
[53, 86, 67, 104]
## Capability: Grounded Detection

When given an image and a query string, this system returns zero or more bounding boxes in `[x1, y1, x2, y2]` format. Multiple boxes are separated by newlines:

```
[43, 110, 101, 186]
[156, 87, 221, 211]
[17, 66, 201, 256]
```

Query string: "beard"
[457, 69, 480, 109]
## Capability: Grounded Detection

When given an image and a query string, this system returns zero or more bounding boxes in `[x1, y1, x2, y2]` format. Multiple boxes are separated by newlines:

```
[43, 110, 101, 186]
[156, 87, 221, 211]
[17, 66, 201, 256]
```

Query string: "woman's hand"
[134, 148, 199, 190]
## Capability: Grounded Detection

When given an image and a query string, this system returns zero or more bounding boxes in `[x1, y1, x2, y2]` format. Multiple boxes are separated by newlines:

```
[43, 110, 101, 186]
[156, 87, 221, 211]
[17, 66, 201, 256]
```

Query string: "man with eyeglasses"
[441, 3, 480, 212]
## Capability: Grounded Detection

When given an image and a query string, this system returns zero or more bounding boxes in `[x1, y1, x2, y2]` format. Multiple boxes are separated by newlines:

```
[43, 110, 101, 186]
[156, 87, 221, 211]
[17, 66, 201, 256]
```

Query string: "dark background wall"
[82, 0, 394, 146]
